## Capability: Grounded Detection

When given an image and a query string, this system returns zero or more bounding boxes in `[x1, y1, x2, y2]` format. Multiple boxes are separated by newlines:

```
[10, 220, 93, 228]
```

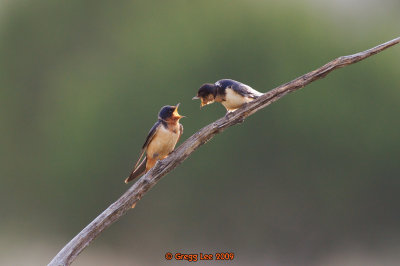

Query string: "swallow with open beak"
[192, 79, 263, 113]
[125, 104, 184, 183]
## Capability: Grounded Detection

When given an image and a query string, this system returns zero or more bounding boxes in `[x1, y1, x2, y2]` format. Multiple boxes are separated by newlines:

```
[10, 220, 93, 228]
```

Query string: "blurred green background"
[1, 0, 399, 265]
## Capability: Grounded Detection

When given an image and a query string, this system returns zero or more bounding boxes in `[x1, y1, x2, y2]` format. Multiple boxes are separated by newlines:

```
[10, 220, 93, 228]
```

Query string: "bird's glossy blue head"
[192, 83, 217, 107]
[215, 79, 240, 90]
[158, 104, 184, 121]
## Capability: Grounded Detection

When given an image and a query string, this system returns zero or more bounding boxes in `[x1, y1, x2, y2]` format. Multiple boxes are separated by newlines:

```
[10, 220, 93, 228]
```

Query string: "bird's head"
[158, 104, 185, 122]
[192, 83, 217, 108]
[215, 79, 240, 91]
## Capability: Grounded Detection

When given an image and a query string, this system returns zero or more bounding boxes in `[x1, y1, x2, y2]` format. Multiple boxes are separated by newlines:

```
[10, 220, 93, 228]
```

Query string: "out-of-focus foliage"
[0, 0, 399, 265]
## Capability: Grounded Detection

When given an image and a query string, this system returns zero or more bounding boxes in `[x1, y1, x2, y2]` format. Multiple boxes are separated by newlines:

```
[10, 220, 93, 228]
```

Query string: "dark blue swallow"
[125, 104, 184, 183]
[193, 79, 263, 112]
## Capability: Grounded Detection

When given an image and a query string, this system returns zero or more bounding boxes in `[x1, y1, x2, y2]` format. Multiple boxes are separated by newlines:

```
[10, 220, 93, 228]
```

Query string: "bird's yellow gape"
[172, 103, 185, 119]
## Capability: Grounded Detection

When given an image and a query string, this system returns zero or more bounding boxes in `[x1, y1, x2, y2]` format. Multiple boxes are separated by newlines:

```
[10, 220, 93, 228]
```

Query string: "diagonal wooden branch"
[49, 37, 400, 266]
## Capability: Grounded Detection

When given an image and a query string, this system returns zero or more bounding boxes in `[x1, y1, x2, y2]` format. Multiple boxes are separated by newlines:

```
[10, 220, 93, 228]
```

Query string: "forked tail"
[125, 158, 147, 183]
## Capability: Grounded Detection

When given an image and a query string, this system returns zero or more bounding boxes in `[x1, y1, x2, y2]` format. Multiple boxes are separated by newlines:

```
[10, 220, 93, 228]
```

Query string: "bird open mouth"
[173, 103, 185, 119]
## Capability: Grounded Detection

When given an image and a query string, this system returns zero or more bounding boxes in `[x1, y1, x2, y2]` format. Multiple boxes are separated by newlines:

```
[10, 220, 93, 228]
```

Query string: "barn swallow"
[125, 104, 184, 183]
[192, 79, 263, 113]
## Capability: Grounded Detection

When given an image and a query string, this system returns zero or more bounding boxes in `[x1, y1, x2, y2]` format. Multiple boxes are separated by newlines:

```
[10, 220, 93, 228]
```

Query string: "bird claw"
[225, 111, 234, 118]
[132, 193, 144, 208]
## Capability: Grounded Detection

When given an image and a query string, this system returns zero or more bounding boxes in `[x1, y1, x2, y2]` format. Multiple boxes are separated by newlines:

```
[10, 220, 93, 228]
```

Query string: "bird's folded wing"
[133, 120, 161, 169]
[176, 123, 183, 144]
[235, 83, 263, 98]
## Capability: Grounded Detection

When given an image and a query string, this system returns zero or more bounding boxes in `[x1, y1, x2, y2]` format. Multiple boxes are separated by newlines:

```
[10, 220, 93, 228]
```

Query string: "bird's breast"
[147, 125, 179, 159]
[222, 88, 254, 111]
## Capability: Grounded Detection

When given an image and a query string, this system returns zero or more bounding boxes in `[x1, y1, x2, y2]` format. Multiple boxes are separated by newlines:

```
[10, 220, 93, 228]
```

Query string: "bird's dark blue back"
[216, 79, 260, 99]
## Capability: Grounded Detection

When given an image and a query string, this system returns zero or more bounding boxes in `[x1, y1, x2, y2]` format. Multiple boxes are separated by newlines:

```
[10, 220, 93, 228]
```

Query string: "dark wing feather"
[217, 79, 262, 99]
[133, 120, 160, 169]
[176, 123, 183, 144]
[125, 158, 147, 183]
[233, 83, 262, 99]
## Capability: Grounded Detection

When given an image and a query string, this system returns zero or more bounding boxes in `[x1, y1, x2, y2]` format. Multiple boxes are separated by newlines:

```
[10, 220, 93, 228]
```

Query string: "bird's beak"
[192, 96, 199, 100]
[173, 103, 185, 119]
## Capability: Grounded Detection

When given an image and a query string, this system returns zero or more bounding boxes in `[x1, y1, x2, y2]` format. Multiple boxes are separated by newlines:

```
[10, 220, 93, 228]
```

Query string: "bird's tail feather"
[125, 158, 147, 183]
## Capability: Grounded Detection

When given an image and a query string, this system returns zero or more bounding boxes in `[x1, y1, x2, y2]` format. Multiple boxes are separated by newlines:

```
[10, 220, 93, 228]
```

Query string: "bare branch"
[49, 37, 400, 266]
